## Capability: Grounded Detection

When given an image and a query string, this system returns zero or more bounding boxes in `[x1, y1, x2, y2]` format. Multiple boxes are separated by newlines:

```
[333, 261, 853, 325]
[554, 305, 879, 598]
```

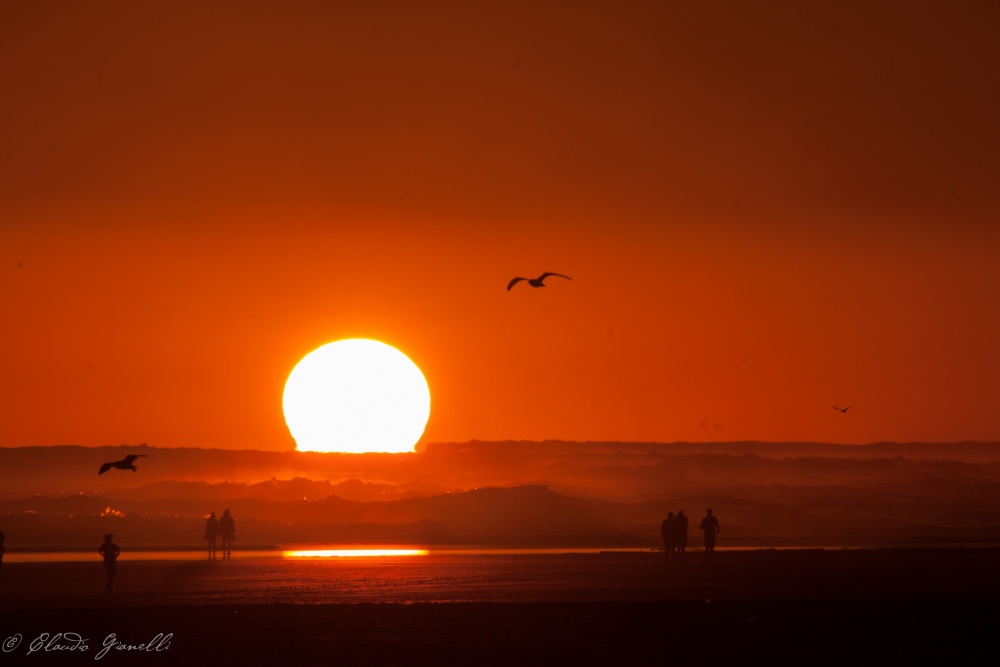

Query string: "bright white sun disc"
[283, 339, 430, 454]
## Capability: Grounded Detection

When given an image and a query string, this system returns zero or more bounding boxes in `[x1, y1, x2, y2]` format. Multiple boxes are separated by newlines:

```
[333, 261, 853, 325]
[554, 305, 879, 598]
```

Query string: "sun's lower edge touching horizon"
[282, 339, 431, 454]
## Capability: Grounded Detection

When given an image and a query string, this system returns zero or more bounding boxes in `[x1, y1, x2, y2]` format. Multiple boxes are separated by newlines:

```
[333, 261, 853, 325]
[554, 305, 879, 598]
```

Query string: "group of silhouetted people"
[661, 508, 721, 563]
[95, 508, 237, 596]
[204, 509, 236, 559]
[0, 506, 239, 598]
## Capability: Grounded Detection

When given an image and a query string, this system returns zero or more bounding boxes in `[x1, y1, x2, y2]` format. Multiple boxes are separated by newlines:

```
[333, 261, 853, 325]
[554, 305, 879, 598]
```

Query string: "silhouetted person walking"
[204, 512, 219, 559]
[660, 512, 675, 563]
[219, 509, 236, 559]
[700, 508, 720, 563]
[674, 510, 689, 562]
[99, 533, 120, 593]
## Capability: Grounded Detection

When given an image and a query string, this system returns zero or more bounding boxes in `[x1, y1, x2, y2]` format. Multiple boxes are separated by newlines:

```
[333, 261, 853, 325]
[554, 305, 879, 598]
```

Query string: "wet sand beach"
[1, 548, 997, 664]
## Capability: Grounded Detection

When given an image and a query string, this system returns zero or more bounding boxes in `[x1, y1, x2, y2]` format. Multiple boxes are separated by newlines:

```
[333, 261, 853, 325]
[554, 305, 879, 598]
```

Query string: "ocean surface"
[2, 544, 906, 563]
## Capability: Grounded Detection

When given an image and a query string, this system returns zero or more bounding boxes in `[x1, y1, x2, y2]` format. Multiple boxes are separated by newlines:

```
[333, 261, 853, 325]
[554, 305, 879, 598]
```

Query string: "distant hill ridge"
[3, 443, 1000, 549]
[1, 441, 998, 501]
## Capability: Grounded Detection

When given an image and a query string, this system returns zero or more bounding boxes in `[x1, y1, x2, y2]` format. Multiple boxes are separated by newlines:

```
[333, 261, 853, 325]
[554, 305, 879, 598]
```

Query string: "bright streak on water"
[284, 548, 429, 558]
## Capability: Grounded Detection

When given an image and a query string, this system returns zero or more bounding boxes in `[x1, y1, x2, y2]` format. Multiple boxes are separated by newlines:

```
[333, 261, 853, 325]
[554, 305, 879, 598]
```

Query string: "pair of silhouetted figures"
[660, 510, 689, 562]
[204, 509, 236, 559]
[662, 509, 721, 563]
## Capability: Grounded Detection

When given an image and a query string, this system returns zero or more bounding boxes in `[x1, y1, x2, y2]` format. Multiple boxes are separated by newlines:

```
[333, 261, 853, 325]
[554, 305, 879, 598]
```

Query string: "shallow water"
[4, 547, 647, 563]
[2, 545, 853, 563]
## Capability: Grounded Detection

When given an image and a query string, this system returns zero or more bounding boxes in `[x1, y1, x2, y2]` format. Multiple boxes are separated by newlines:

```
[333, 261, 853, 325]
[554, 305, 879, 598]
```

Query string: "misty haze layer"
[2, 441, 998, 549]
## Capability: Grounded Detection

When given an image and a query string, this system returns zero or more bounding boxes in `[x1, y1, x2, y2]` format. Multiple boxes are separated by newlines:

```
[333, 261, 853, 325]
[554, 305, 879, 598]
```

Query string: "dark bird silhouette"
[99, 454, 148, 475]
[507, 272, 572, 291]
[833, 406, 852, 413]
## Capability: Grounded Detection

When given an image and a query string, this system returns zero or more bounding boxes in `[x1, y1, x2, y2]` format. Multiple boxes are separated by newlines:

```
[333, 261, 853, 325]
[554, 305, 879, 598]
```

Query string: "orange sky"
[2, 1, 999, 450]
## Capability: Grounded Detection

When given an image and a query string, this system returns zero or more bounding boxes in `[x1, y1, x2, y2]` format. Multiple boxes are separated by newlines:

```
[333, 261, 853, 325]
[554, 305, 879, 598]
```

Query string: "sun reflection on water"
[283, 548, 429, 558]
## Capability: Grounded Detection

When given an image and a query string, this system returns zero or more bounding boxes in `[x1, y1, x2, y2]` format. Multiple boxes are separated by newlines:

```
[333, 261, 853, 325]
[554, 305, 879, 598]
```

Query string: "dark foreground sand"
[1, 549, 997, 665]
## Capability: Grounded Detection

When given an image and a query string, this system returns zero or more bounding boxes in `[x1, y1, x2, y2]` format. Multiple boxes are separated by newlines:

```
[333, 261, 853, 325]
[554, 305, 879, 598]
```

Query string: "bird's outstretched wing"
[99, 462, 113, 475]
[507, 277, 527, 291]
[123, 454, 147, 465]
[539, 272, 572, 281]
[833, 406, 852, 412]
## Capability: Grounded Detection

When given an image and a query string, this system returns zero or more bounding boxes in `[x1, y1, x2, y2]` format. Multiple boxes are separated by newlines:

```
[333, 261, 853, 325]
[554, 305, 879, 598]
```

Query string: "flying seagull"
[833, 406, 852, 413]
[99, 454, 148, 475]
[507, 272, 572, 291]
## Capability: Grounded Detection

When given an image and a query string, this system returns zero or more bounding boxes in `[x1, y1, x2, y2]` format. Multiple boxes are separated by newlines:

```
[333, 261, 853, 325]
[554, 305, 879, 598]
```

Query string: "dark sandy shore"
[1, 548, 997, 665]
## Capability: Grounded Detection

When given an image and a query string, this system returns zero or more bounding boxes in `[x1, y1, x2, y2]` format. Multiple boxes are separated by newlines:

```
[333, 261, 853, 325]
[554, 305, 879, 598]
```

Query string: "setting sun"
[282, 339, 431, 454]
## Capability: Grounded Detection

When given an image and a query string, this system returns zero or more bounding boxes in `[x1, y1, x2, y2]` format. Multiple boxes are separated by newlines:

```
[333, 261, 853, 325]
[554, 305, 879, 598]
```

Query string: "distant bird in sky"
[833, 406, 852, 413]
[99, 454, 148, 475]
[507, 272, 572, 291]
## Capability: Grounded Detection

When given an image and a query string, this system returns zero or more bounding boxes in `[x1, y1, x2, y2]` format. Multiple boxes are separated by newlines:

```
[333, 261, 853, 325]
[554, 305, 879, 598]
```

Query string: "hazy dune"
[2, 441, 1000, 550]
